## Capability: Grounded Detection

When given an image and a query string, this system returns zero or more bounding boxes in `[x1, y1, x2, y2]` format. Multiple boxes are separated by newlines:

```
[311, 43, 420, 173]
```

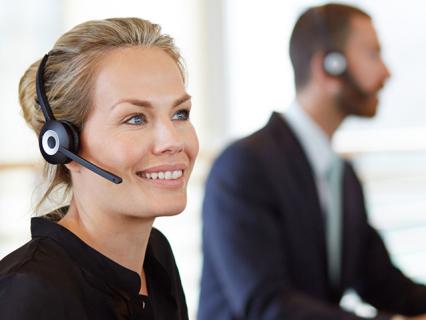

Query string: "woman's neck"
[58, 197, 154, 293]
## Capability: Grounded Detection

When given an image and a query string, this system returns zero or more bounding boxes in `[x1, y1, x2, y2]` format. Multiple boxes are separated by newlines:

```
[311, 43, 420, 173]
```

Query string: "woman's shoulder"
[0, 236, 78, 294]
[0, 269, 49, 318]
[0, 237, 87, 319]
[0, 239, 64, 318]
[0, 236, 69, 274]
[1, 238, 45, 274]
[0, 264, 50, 298]
[0, 270, 84, 319]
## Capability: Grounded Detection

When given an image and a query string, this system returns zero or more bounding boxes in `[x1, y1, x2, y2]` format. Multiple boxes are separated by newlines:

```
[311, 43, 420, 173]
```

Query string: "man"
[199, 3, 426, 320]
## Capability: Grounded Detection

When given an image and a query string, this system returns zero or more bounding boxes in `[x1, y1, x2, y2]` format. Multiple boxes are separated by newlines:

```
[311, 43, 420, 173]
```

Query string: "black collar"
[30, 216, 173, 301]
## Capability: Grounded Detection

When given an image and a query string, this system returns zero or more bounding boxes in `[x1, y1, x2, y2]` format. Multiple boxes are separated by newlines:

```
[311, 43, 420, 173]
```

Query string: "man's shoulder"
[214, 113, 294, 169]
[237, 112, 287, 145]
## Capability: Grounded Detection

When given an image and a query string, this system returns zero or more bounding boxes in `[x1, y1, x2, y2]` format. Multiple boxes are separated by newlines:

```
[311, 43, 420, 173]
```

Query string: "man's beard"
[335, 74, 383, 118]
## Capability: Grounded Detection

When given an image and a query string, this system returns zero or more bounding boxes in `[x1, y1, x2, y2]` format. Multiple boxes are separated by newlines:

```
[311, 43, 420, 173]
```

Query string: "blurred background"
[1, 0, 426, 318]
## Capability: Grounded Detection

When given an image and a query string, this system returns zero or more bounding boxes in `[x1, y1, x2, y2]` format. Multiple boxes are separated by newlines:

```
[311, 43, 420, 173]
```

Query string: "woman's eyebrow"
[111, 93, 191, 110]
[111, 98, 152, 109]
[174, 93, 192, 106]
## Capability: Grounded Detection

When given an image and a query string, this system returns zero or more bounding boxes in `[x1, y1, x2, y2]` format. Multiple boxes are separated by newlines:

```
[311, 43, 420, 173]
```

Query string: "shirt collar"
[284, 100, 336, 178]
[30, 215, 172, 300]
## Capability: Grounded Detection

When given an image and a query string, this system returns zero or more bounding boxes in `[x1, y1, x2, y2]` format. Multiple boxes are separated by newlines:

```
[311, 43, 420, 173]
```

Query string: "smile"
[138, 170, 184, 180]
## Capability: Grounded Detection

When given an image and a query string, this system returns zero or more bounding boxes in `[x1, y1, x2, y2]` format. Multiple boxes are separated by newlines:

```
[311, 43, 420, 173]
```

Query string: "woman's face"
[71, 46, 198, 219]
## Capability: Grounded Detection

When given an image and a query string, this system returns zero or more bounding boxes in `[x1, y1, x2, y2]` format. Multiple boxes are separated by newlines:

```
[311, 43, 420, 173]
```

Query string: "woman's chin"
[155, 203, 187, 217]
[144, 198, 187, 218]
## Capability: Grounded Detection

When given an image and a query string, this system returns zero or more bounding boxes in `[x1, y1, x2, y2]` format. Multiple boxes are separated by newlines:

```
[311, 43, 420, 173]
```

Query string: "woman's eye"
[172, 109, 190, 121]
[125, 114, 146, 125]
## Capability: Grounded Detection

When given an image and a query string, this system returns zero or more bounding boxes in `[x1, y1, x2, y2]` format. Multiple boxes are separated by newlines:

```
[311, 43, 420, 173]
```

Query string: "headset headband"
[36, 54, 54, 121]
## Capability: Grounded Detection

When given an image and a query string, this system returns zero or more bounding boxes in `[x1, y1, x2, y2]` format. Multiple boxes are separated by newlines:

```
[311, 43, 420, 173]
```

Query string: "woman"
[0, 17, 198, 319]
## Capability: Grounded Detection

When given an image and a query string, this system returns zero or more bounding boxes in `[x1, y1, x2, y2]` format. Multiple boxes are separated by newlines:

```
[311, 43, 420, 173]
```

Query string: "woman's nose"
[152, 119, 184, 155]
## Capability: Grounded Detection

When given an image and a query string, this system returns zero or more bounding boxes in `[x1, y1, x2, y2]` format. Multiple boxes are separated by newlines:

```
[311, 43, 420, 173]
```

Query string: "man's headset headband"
[314, 6, 371, 98]
[314, 7, 348, 76]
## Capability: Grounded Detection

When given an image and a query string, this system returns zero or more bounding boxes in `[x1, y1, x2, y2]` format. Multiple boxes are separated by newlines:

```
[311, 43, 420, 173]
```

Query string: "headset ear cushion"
[323, 51, 347, 76]
[61, 121, 80, 153]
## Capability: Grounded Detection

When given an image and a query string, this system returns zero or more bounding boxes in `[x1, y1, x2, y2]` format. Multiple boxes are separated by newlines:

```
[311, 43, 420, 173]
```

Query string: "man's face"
[336, 15, 391, 117]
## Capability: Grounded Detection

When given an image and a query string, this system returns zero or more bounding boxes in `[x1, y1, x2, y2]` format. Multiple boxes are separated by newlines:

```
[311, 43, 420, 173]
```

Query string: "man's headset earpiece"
[313, 7, 348, 77]
[323, 51, 347, 76]
[315, 7, 371, 98]
[36, 54, 122, 184]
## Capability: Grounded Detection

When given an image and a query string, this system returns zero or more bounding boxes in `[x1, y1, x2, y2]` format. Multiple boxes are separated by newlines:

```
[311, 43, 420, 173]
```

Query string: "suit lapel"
[340, 163, 361, 292]
[263, 112, 329, 287]
[267, 112, 325, 235]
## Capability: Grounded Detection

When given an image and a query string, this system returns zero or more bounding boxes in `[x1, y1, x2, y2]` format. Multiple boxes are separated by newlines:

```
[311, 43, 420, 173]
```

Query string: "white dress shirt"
[283, 101, 339, 214]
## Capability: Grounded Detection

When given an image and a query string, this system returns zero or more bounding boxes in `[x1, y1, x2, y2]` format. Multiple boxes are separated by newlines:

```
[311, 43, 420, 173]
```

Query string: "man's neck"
[296, 90, 346, 139]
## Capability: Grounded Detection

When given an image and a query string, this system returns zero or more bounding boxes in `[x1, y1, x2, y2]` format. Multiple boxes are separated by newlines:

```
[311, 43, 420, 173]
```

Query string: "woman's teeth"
[140, 170, 183, 180]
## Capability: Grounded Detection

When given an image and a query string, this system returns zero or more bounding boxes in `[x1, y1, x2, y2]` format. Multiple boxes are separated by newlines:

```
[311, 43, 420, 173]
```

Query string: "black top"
[0, 216, 188, 320]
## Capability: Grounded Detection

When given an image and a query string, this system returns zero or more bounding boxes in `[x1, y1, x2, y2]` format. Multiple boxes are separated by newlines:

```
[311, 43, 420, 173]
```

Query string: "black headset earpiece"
[39, 120, 78, 164]
[62, 121, 80, 153]
[35, 54, 122, 184]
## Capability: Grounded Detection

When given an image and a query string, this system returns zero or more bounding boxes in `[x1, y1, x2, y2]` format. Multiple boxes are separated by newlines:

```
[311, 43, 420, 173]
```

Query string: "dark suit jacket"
[198, 112, 426, 320]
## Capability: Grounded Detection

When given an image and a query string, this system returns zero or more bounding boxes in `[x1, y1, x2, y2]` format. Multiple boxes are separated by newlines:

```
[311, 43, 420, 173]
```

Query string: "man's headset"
[315, 7, 371, 98]
[35, 53, 122, 184]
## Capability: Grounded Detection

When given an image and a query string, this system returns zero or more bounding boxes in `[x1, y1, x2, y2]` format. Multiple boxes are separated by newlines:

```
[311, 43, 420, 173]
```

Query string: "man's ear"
[311, 51, 342, 94]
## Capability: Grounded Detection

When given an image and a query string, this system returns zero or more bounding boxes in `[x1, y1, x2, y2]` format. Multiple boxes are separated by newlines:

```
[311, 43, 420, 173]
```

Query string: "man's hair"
[289, 3, 370, 90]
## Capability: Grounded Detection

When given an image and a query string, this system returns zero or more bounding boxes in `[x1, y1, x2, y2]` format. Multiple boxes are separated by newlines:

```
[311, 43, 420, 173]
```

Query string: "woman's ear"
[64, 161, 80, 173]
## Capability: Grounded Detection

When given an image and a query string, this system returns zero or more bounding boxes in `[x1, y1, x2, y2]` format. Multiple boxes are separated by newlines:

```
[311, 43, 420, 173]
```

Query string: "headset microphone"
[36, 54, 122, 184]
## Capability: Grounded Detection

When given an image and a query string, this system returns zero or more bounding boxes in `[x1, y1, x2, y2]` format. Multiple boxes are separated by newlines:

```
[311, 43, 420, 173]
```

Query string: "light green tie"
[325, 155, 343, 286]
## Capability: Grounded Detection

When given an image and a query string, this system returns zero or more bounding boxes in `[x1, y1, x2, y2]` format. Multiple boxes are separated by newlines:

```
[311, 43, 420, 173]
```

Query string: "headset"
[315, 6, 371, 98]
[323, 51, 347, 77]
[314, 6, 347, 77]
[35, 53, 123, 184]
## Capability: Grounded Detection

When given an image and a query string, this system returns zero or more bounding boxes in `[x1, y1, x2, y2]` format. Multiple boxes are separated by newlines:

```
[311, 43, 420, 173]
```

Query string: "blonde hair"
[19, 17, 185, 214]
